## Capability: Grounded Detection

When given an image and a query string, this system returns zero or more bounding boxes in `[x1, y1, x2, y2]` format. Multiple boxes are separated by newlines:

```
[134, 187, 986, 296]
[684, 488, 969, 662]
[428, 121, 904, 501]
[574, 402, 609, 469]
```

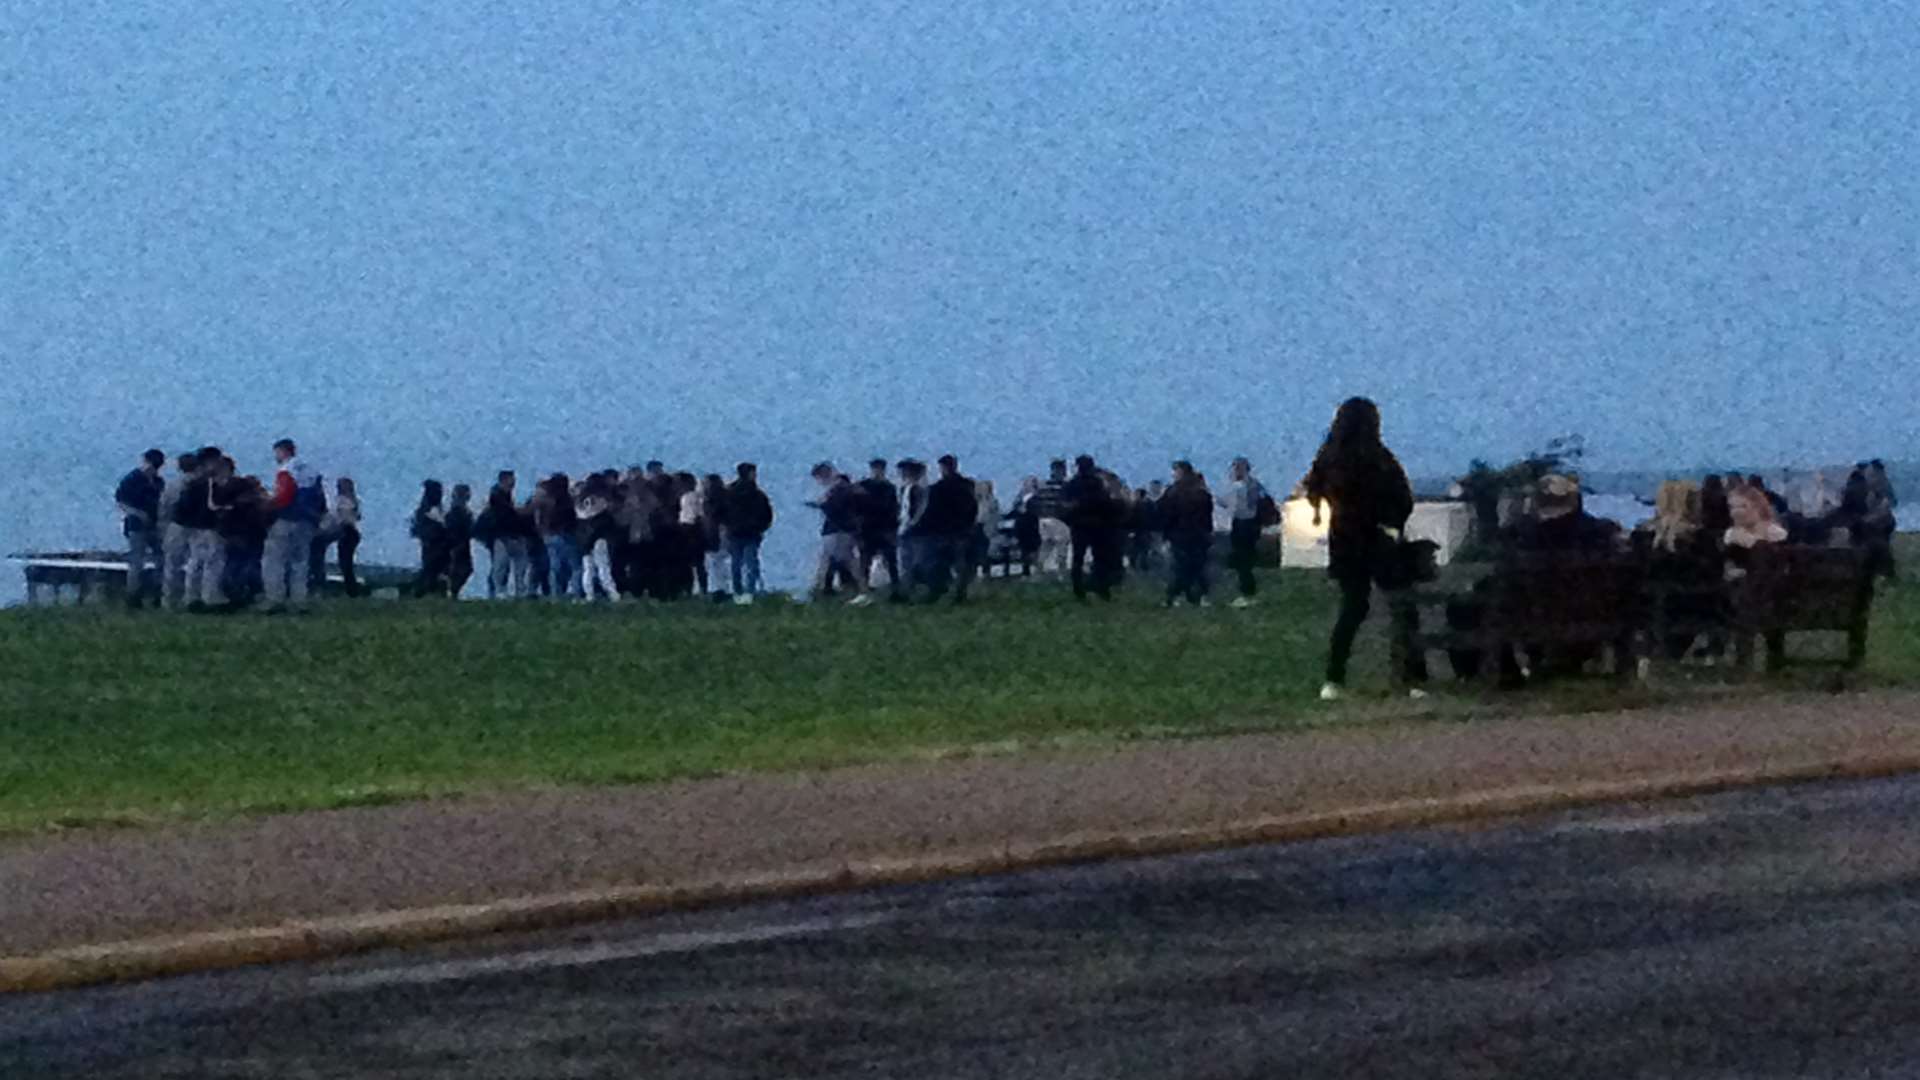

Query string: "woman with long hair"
[411, 480, 450, 598]
[1301, 397, 1427, 700]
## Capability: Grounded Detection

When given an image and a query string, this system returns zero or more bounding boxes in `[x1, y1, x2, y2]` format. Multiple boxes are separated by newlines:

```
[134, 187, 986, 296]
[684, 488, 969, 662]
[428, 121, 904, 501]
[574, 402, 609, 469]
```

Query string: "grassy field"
[2, 546, 1916, 834]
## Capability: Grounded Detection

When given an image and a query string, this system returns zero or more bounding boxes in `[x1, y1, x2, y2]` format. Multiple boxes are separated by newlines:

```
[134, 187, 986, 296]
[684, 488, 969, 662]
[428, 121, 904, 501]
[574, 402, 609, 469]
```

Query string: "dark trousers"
[417, 541, 451, 597]
[310, 527, 362, 596]
[924, 535, 978, 602]
[449, 544, 473, 598]
[1327, 573, 1426, 687]
[1071, 528, 1121, 599]
[1166, 535, 1210, 603]
[861, 533, 903, 596]
[1228, 518, 1261, 597]
[527, 536, 551, 597]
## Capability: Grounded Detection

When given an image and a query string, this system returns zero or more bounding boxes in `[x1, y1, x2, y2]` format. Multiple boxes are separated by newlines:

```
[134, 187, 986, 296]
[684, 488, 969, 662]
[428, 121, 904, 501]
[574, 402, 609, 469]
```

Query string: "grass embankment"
[2, 545, 1916, 834]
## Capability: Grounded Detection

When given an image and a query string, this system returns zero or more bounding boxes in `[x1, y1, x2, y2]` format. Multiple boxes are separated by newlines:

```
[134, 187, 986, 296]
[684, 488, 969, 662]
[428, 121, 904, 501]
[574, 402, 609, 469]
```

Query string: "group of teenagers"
[399, 450, 1284, 608]
[1305, 404, 1903, 701]
[113, 405, 1899, 706]
[113, 440, 362, 613]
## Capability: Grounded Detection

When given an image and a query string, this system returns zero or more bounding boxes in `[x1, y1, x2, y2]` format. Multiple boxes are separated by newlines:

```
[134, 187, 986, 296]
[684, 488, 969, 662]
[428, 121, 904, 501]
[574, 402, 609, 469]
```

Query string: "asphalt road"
[8, 776, 1920, 1079]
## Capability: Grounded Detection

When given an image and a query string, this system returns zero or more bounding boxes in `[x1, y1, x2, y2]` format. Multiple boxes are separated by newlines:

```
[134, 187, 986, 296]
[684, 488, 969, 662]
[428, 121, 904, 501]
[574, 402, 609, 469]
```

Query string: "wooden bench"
[1727, 545, 1874, 674]
[1404, 554, 1647, 685]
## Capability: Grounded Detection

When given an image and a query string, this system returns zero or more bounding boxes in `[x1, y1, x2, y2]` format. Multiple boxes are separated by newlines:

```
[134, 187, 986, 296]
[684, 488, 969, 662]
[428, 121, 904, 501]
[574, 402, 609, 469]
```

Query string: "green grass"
[3, 545, 1916, 834]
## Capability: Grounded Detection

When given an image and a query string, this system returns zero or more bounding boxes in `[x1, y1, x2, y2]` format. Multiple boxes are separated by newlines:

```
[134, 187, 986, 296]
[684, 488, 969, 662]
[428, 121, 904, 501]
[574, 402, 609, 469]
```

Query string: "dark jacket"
[116, 469, 162, 535]
[173, 476, 215, 530]
[922, 474, 979, 537]
[1159, 478, 1214, 542]
[817, 481, 861, 537]
[1302, 443, 1414, 581]
[446, 505, 474, 549]
[856, 477, 901, 537]
[724, 481, 775, 539]
[1060, 473, 1120, 532]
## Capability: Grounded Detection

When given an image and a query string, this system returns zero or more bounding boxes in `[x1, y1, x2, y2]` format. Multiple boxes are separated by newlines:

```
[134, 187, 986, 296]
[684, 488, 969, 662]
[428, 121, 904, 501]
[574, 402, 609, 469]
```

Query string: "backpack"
[1255, 492, 1281, 528]
[294, 474, 329, 523]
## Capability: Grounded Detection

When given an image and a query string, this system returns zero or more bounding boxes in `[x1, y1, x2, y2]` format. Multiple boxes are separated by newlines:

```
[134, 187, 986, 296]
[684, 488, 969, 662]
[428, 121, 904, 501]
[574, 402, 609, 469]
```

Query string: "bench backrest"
[1485, 555, 1647, 640]
[1733, 545, 1872, 631]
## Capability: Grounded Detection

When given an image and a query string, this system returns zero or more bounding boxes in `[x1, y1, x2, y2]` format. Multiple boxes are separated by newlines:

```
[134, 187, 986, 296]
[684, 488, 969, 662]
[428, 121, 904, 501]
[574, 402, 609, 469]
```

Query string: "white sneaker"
[1319, 683, 1345, 702]
[846, 594, 874, 607]
[1198, 597, 1213, 609]
[1230, 596, 1256, 609]
[733, 594, 754, 607]
[1408, 688, 1429, 701]
[1168, 597, 1186, 608]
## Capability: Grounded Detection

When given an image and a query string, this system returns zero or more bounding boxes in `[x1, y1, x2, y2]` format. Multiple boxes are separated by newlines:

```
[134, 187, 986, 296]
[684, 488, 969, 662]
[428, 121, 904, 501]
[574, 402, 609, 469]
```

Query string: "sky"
[3, 1, 1917, 595]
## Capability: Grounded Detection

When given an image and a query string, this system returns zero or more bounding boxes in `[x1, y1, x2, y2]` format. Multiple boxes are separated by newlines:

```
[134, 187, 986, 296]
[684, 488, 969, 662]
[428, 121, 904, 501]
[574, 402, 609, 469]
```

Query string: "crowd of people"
[393, 452, 1279, 609]
[114, 440, 359, 614]
[111, 418, 1900, 705]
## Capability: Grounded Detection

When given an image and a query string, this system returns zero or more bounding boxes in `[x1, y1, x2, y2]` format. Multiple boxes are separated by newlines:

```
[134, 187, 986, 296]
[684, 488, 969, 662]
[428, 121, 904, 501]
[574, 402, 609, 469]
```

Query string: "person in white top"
[311, 477, 363, 597]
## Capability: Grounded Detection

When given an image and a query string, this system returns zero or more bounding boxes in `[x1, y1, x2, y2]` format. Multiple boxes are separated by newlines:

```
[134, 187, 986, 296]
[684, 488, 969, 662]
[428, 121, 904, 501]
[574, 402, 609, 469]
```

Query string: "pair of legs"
[124, 526, 162, 608]
[812, 533, 868, 599]
[489, 538, 531, 599]
[416, 541, 451, 597]
[1070, 528, 1122, 599]
[1166, 535, 1210, 605]
[545, 535, 583, 599]
[922, 535, 977, 603]
[184, 528, 227, 608]
[583, 537, 622, 600]
[728, 535, 764, 597]
[310, 527, 362, 596]
[861, 533, 904, 599]
[1326, 571, 1426, 689]
[261, 519, 315, 610]
[161, 523, 193, 609]
[1227, 518, 1261, 598]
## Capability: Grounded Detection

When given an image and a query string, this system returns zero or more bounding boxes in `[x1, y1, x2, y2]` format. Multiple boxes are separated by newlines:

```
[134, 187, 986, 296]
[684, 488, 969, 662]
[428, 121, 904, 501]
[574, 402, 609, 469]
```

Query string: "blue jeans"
[728, 535, 763, 595]
[546, 535, 582, 598]
[125, 526, 162, 606]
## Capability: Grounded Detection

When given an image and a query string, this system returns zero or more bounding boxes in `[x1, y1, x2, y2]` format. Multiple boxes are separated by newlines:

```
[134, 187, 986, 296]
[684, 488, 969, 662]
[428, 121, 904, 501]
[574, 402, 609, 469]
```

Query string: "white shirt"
[679, 490, 702, 526]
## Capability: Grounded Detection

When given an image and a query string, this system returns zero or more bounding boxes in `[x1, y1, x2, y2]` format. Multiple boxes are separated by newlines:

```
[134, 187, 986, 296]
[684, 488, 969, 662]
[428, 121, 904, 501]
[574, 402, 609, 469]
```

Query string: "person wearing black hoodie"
[723, 463, 774, 603]
[918, 454, 980, 603]
[856, 458, 905, 601]
[1302, 397, 1428, 700]
[412, 480, 451, 597]
[1061, 455, 1122, 600]
[1160, 462, 1214, 607]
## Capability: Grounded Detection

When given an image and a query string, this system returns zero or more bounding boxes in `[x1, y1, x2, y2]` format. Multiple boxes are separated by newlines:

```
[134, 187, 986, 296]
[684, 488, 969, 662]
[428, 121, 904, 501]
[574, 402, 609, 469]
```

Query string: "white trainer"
[847, 594, 874, 607]
[1319, 683, 1345, 702]
[1408, 688, 1429, 701]
[733, 594, 754, 607]
[1230, 596, 1256, 609]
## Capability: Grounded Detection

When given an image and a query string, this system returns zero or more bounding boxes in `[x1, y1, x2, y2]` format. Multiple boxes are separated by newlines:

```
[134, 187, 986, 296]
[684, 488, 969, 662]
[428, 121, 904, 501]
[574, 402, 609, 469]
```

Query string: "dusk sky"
[4, 1, 1916, 590]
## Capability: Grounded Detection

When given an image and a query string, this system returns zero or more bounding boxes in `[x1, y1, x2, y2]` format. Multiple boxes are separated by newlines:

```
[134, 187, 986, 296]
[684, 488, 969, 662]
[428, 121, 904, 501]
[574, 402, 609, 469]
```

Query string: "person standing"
[1128, 483, 1165, 577]
[412, 480, 451, 597]
[1009, 476, 1044, 576]
[896, 459, 932, 590]
[696, 473, 730, 600]
[971, 479, 1001, 582]
[1061, 455, 1121, 601]
[917, 455, 979, 603]
[483, 471, 530, 599]
[159, 451, 199, 610]
[1161, 461, 1214, 607]
[807, 464, 872, 605]
[259, 439, 325, 613]
[446, 483, 476, 598]
[534, 473, 582, 600]
[115, 449, 166, 609]
[174, 447, 226, 612]
[1218, 457, 1270, 608]
[856, 458, 905, 600]
[723, 462, 773, 604]
[1302, 398, 1428, 701]
[1868, 460, 1899, 581]
[311, 477, 363, 597]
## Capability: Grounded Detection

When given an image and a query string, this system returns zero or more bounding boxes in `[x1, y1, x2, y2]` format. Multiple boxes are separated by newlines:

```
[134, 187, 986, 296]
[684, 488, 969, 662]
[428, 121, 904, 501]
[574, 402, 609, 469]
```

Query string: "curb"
[6, 753, 1920, 995]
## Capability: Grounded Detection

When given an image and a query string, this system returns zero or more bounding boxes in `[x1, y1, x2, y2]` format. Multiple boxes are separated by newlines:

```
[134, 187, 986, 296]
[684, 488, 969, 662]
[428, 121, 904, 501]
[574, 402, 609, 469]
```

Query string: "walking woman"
[412, 480, 451, 597]
[1301, 397, 1429, 700]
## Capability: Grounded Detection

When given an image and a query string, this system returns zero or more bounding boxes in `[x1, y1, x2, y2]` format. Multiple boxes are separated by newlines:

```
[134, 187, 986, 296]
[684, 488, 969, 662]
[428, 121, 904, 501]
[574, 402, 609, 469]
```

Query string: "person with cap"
[114, 449, 167, 609]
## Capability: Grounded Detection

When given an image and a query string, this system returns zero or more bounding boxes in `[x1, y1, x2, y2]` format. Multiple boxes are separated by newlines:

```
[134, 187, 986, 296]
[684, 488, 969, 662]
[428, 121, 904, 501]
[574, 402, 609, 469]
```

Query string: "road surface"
[7, 776, 1920, 1078]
